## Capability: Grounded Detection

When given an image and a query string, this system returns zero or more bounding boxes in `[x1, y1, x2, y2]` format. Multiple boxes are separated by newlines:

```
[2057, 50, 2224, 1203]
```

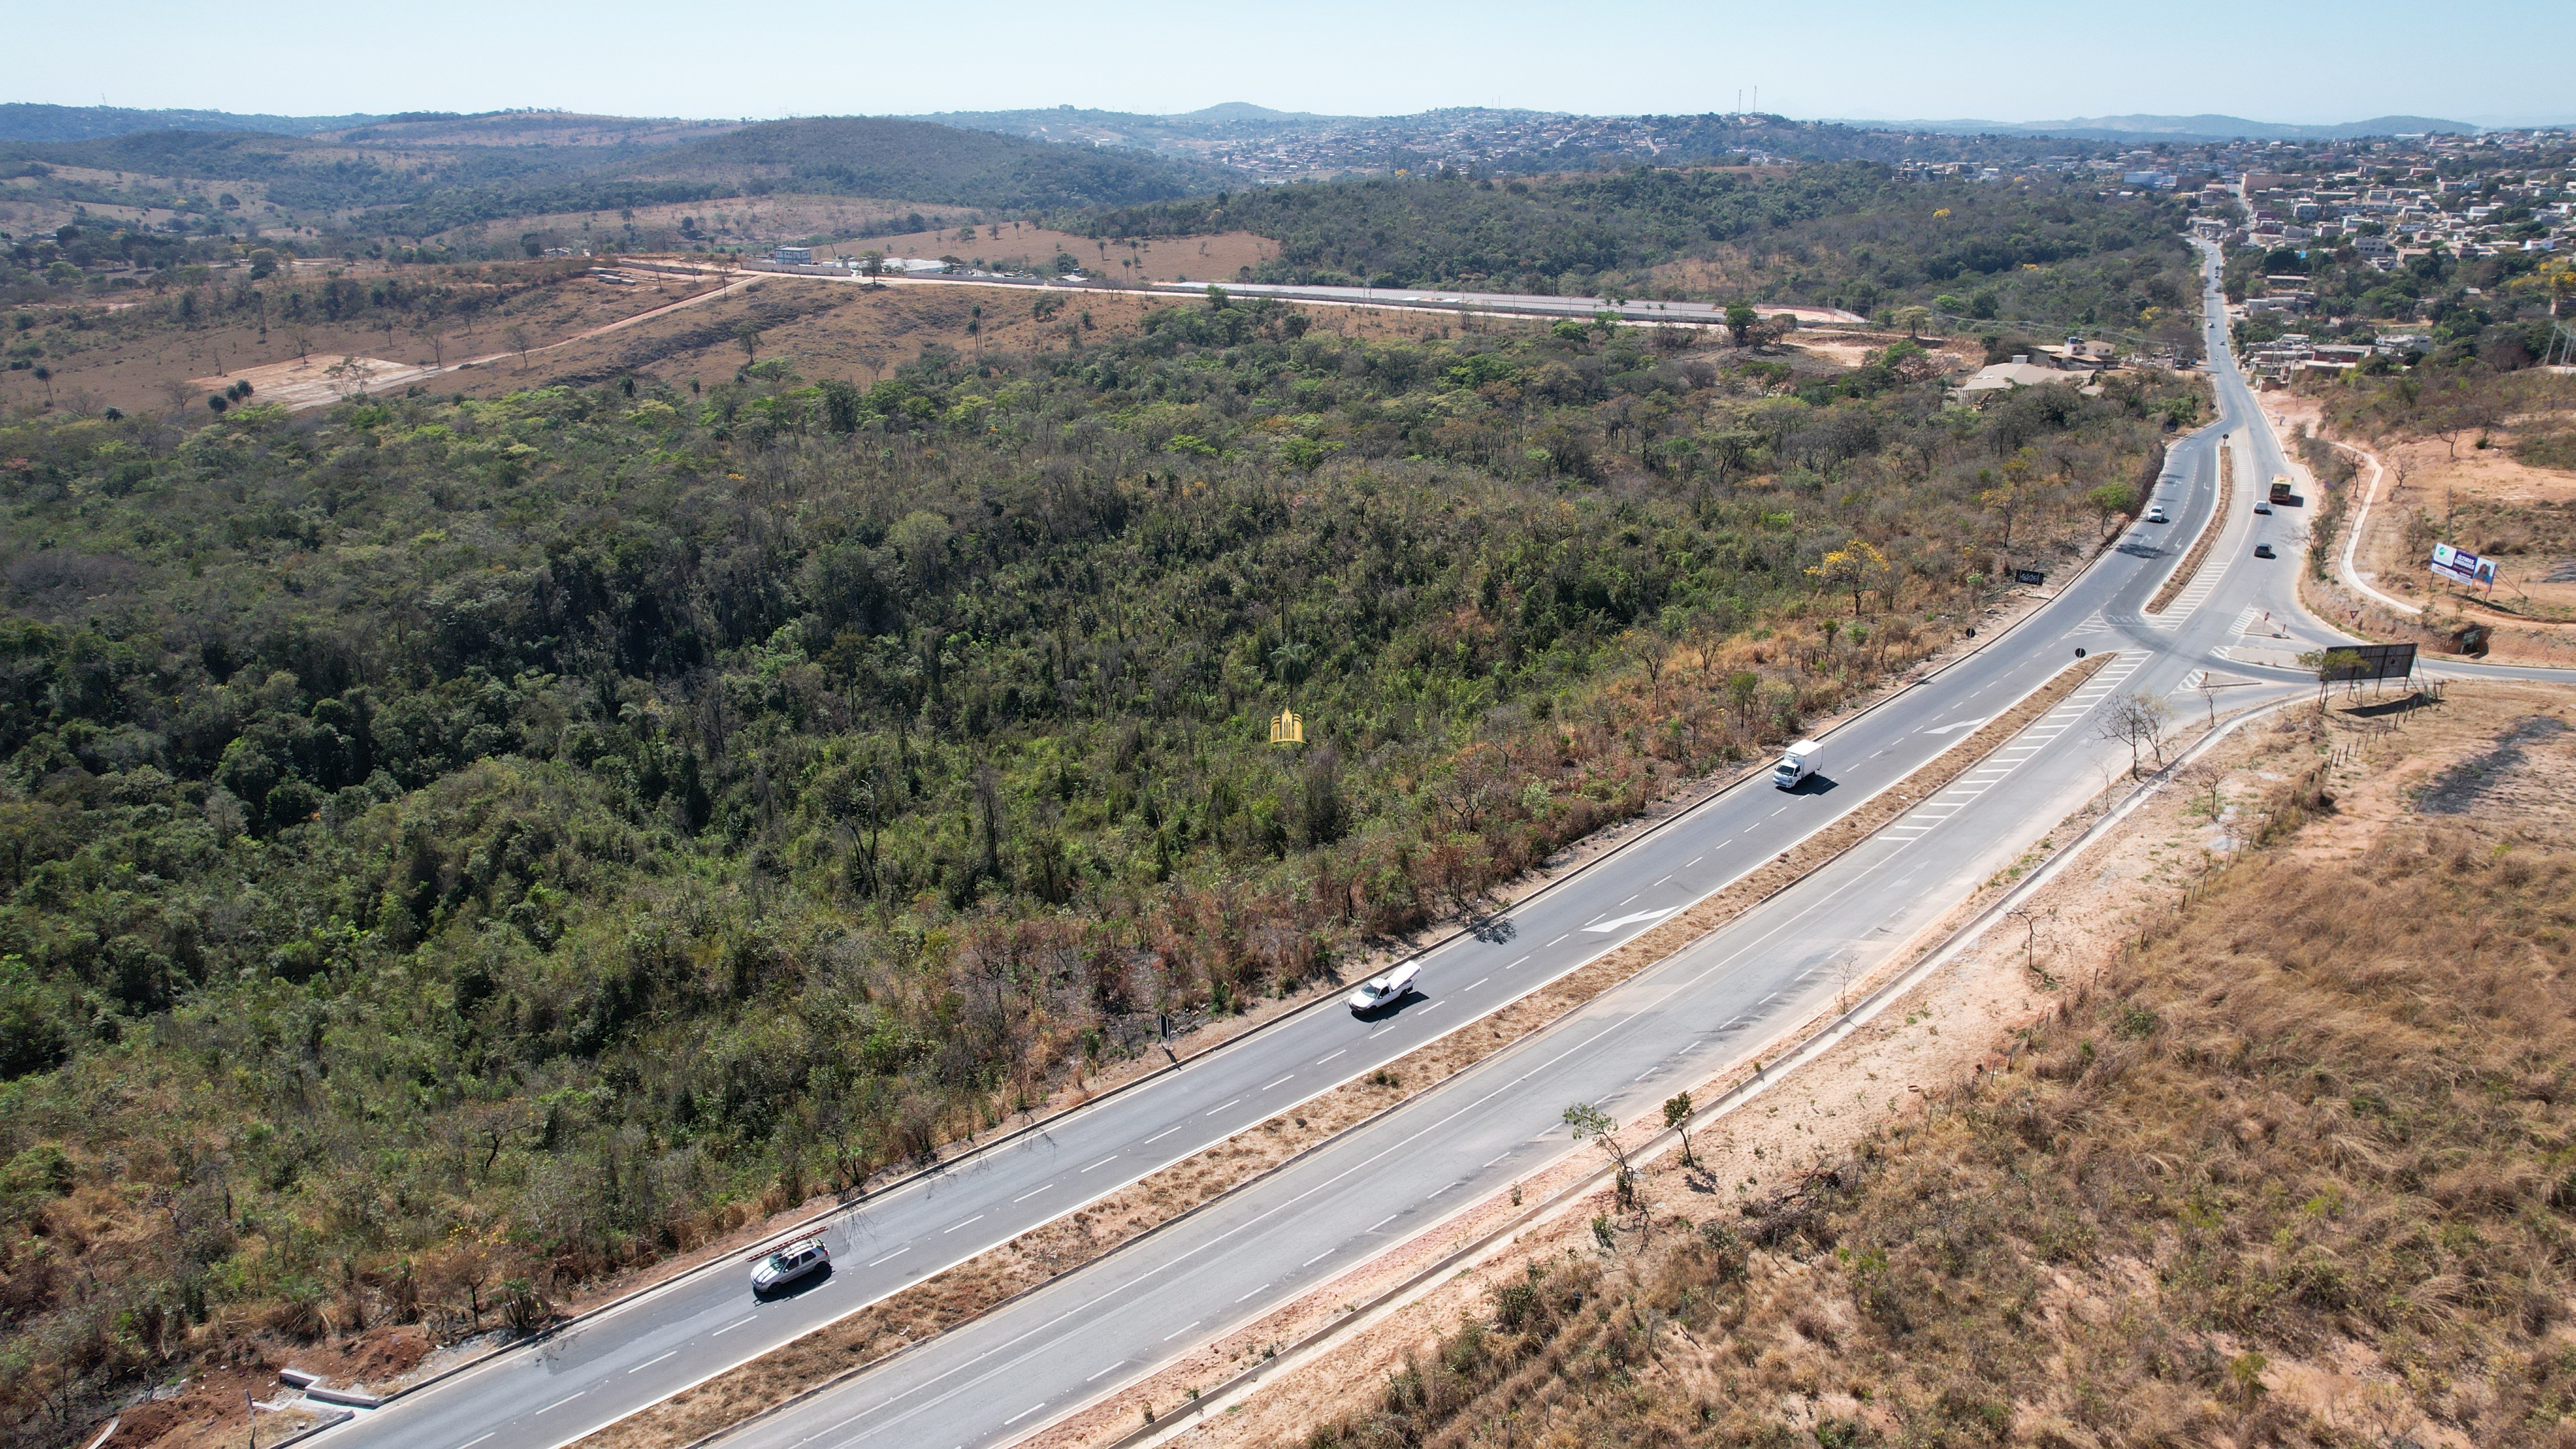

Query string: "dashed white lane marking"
[536, 1392, 585, 1415]
[628, 1351, 676, 1374]
[942, 1214, 984, 1233]
[867, 1247, 908, 1266]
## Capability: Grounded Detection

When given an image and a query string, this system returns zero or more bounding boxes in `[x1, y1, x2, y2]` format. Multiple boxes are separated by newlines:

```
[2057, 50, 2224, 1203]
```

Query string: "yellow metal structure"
[1268, 708, 1305, 746]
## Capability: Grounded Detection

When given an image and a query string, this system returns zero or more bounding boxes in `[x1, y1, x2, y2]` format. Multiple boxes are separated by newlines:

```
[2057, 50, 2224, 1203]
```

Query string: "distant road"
[1132, 278, 1868, 326]
[728, 258, 1868, 327]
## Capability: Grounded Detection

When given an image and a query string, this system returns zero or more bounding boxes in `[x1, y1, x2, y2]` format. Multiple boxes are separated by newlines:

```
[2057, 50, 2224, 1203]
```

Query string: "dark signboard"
[2014, 569, 2047, 586]
[2317, 642, 2416, 683]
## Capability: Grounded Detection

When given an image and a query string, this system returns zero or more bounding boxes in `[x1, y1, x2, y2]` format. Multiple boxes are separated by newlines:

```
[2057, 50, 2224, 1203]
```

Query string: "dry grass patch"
[0, 264, 723, 420]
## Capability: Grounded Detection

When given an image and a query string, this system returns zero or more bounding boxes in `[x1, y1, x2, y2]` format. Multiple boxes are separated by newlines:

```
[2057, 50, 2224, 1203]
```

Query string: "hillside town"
[1908, 130, 2575, 384]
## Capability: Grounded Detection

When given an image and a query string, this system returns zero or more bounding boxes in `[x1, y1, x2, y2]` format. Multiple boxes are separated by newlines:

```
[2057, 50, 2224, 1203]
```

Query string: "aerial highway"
[320, 243, 2551, 1449]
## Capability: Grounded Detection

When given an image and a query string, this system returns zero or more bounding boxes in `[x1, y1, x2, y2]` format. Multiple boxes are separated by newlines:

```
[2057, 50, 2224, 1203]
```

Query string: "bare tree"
[2097, 692, 2174, 778]
[2006, 905, 2059, 985]
[1627, 629, 1674, 713]
[2174, 758, 2228, 822]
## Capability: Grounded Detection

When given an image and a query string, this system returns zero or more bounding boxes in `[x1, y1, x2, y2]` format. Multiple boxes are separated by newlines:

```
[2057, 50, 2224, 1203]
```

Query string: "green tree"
[1565, 1102, 1635, 1208]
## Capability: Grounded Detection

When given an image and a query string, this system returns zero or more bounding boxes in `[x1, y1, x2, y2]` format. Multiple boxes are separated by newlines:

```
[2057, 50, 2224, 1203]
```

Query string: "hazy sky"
[18, 0, 2572, 127]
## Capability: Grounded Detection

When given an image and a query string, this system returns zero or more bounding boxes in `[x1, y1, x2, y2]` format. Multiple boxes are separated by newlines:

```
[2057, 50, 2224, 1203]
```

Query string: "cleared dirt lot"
[1, 266, 725, 419]
[2274, 387, 2576, 667]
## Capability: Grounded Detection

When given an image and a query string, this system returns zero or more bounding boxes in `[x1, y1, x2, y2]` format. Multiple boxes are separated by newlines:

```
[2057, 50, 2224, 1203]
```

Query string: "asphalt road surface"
[322, 243, 2560, 1449]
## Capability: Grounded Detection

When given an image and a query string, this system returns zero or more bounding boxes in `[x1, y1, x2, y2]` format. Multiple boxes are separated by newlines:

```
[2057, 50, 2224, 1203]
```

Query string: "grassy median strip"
[573, 652, 2116, 1449]
[2148, 438, 2231, 615]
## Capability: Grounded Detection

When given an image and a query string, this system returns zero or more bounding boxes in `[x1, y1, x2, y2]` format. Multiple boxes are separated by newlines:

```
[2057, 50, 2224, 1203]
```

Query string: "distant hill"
[0, 102, 381, 144]
[0, 113, 1219, 238]
[1169, 103, 1336, 124]
[12, 128, 324, 173]
[907, 104, 1348, 152]
[920, 105, 2098, 174]
[1837, 113, 2481, 142]
[620, 115, 1227, 209]
[329, 110, 742, 149]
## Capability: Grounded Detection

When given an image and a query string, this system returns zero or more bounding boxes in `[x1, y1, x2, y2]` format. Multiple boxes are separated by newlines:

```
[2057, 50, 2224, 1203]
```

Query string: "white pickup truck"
[1772, 739, 1820, 790]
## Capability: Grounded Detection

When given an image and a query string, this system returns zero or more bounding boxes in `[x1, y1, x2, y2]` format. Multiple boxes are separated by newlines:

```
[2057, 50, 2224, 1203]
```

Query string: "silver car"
[752, 1239, 830, 1295]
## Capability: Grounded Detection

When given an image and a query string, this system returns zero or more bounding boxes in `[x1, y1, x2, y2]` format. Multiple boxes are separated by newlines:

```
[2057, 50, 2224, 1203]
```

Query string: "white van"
[1773, 740, 1820, 790]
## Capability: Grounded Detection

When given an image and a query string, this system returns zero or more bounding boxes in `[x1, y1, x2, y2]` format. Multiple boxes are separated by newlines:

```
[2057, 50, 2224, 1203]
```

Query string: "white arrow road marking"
[1918, 717, 1988, 735]
[1583, 908, 1675, 934]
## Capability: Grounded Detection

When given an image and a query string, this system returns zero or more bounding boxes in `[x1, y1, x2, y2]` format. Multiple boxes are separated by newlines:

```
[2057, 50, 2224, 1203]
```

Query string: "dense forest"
[0, 292, 2198, 1440]
[1076, 164, 2201, 336]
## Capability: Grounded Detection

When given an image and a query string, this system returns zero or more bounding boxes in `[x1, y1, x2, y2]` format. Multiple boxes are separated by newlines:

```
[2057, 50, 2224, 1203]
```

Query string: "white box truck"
[1773, 739, 1819, 789]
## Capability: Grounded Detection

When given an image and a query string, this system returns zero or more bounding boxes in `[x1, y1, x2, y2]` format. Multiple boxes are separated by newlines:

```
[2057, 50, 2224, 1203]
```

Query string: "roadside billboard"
[2316, 642, 2416, 683]
[2430, 542, 2497, 590]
